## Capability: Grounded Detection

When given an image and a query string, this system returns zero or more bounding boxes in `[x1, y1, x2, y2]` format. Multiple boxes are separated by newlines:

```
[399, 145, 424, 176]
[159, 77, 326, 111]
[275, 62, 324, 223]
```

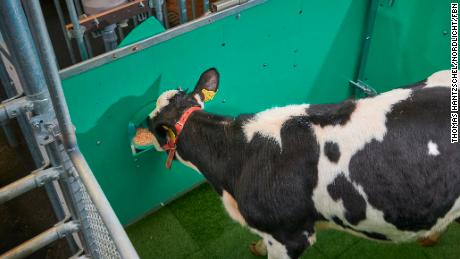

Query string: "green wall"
[363, 0, 451, 92]
[61, 0, 450, 224]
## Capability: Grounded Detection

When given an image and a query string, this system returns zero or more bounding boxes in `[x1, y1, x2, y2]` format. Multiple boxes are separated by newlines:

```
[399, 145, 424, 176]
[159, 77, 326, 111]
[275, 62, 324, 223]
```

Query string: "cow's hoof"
[249, 239, 267, 257]
[417, 233, 440, 247]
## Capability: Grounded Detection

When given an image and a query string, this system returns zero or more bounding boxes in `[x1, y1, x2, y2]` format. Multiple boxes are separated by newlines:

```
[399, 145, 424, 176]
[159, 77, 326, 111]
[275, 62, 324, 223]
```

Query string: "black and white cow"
[148, 68, 460, 259]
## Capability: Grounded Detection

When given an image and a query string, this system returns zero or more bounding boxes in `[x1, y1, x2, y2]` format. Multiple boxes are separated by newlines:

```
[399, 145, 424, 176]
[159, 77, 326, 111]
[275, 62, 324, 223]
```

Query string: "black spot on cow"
[349, 87, 460, 232]
[307, 100, 356, 127]
[331, 216, 389, 241]
[327, 174, 366, 225]
[324, 141, 340, 163]
[268, 240, 273, 246]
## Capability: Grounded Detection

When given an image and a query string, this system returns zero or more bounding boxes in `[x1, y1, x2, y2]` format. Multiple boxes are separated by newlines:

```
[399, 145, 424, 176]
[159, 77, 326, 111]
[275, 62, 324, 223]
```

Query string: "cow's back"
[312, 84, 460, 242]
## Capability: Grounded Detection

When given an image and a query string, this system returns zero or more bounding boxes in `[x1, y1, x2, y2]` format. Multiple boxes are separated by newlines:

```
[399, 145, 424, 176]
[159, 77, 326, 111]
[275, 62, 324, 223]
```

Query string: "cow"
[147, 68, 460, 259]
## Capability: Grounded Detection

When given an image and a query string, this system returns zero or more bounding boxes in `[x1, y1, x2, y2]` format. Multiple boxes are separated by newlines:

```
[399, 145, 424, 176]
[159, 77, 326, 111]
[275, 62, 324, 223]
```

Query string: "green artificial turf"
[126, 183, 460, 259]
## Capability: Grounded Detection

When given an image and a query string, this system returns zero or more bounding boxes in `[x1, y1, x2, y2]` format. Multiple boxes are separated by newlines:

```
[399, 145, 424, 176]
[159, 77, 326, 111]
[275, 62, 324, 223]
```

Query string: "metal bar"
[101, 24, 119, 52]
[84, 36, 94, 58]
[73, 0, 84, 16]
[45, 142, 94, 257]
[25, 1, 140, 258]
[72, 0, 94, 58]
[0, 167, 62, 204]
[153, 0, 165, 26]
[0, 96, 32, 122]
[0, 1, 81, 256]
[178, 0, 188, 23]
[60, 0, 266, 79]
[65, 0, 89, 60]
[203, 0, 209, 12]
[191, 0, 197, 19]
[0, 221, 79, 259]
[162, 1, 170, 29]
[0, 2, 74, 239]
[0, 1, 51, 115]
[53, 0, 77, 65]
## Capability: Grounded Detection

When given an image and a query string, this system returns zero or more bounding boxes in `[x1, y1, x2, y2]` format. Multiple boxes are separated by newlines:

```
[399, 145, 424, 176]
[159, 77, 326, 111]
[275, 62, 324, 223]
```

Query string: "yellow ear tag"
[162, 126, 176, 142]
[201, 89, 216, 102]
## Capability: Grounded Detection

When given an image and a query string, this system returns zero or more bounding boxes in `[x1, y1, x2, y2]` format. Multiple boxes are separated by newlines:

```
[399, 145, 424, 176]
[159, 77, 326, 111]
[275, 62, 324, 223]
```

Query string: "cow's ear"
[193, 68, 219, 102]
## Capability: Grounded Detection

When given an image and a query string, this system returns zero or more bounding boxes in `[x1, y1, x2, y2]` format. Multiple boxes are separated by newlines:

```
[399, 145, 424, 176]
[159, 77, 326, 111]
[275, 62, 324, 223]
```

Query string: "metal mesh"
[57, 142, 123, 259]
[76, 178, 122, 259]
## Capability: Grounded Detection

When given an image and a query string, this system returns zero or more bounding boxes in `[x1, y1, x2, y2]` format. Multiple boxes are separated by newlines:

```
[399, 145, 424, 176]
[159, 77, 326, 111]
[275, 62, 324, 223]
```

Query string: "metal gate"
[0, 0, 139, 258]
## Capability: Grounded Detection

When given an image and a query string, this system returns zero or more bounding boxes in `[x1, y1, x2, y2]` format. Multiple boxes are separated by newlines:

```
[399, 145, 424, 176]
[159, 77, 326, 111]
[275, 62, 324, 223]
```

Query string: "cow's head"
[147, 68, 219, 151]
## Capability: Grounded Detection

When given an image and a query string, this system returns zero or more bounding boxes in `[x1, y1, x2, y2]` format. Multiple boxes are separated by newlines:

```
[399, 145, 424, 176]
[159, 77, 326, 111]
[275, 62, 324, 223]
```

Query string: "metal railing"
[0, 0, 139, 258]
[46, 0, 255, 69]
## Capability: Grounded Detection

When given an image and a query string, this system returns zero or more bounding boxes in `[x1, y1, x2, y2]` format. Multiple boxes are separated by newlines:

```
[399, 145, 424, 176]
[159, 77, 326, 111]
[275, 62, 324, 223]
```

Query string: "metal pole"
[52, 0, 77, 65]
[153, 0, 165, 26]
[203, 0, 209, 12]
[73, 0, 84, 15]
[101, 24, 119, 51]
[0, 1, 51, 115]
[72, 0, 94, 58]
[0, 167, 62, 204]
[65, 0, 89, 60]
[191, 0, 197, 19]
[178, 0, 188, 24]
[0, 221, 79, 259]
[0, 0, 51, 165]
[24, 1, 140, 258]
[0, 57, 18, 147]
[0, 1, 83, 255]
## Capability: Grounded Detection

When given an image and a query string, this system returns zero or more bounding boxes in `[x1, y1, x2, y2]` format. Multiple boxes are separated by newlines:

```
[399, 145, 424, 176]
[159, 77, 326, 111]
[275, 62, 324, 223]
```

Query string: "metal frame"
[65, 0, 89, 60]
[1, 221, 80, 259]
[60, 0, 266, 79]
[0, 0, 140, 258]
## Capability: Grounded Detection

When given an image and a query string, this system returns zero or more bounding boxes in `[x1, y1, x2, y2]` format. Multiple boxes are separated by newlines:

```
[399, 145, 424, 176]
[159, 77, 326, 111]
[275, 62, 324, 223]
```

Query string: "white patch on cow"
[149, 90, 179, 151]
[243, 105, 309, 147]
[249, 229, 290, 259]
[175, 152, 201, 173]
[427, 140, 440, 156]
[222, 190, 247, 226]
[311, 88, 418, 242]
[426, 70, 450, 88]
[303, 231, 316, 245]
[194, 93, 204, 108]
[149, 90, 179, 119]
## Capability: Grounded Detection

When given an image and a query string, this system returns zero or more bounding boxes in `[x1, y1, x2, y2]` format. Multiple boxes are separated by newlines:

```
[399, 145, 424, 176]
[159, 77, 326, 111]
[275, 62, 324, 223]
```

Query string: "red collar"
[162, 106, 202, 169]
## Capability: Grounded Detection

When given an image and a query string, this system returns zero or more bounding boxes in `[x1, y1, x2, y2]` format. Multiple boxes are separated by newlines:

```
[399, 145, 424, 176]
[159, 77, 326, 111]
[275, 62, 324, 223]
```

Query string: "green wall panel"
[363, 0, 451, 92]
[60, 0, 451, 224]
